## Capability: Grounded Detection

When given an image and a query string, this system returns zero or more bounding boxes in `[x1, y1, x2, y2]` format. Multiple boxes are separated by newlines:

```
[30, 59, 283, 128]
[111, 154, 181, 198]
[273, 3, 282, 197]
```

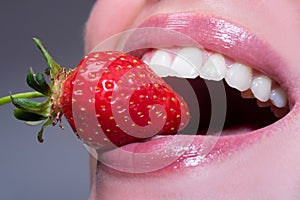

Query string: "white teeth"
[171, 47, 203, 78]
[225, 63, 252, 91]
[199, 53, 226, 81]
[270, 87, 288, 108]
[148, 49, 172, 77]
[250, 75, 272, 102]
[142, 47, 289, 115]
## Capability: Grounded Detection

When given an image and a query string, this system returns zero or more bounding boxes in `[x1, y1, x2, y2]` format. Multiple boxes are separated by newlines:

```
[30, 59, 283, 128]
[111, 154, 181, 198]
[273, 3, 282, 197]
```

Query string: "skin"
[84, 0, 300, 199]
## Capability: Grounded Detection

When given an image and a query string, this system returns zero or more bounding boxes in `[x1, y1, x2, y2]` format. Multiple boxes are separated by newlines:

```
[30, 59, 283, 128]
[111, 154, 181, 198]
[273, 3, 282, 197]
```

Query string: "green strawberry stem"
[0, 92, 46, 106]
[0, 38, 70, 143]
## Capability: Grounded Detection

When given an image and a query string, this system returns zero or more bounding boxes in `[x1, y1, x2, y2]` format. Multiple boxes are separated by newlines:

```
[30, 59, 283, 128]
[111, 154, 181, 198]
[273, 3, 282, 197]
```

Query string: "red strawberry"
[6, 38, 190, 149]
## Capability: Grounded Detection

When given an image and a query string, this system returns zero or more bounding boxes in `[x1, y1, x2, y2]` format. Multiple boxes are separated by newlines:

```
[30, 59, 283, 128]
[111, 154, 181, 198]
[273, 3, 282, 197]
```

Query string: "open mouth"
[96, 12, 293, 173]
[138, 46, 289, 137]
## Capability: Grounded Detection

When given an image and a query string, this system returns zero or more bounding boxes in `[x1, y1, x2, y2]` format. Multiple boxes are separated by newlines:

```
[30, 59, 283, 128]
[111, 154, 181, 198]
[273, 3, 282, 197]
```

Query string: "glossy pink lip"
[96, 12, 296, 174]
[98, 132, 263, 174]
[124, 13, 289, 90]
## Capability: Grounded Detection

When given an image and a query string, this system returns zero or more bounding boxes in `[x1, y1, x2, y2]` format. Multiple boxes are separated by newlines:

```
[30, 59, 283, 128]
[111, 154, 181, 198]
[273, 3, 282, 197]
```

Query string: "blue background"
[0, 1, 95, 199]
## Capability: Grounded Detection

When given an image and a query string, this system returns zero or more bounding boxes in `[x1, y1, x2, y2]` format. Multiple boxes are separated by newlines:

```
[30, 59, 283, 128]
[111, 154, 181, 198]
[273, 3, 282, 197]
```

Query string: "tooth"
[200, 53, 226, 81]
[148, 49, 172, 77]
[225, 63, 252, 91]
[256, 100, 272, 108]
[170, 47, 203, 78]
[143, 60, 149, 65]
[142, 52, 151, 65]
[241, 89, 255, 99]
[270, 87, 288, 108]
[271, 106, 289, 118]
[251, 75, 272, 102]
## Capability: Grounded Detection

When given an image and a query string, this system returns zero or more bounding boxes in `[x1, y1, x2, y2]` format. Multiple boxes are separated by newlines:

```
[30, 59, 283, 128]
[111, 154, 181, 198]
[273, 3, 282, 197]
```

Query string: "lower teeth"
[162, 77, 284, 136]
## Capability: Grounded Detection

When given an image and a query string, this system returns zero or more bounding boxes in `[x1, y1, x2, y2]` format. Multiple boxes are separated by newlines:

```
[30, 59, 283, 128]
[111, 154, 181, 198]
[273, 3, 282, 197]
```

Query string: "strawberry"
[4, 38, 190, 149]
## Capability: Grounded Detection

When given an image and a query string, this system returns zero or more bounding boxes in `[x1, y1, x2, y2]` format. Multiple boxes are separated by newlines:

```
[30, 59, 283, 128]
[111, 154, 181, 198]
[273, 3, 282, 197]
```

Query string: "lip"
[96, 12, 298, 174]
[98, 131, 262, 174]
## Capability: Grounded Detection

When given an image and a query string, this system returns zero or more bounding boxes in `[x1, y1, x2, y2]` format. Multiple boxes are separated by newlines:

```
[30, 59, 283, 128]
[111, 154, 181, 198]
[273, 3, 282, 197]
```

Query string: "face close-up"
[84, 0, 300, 199]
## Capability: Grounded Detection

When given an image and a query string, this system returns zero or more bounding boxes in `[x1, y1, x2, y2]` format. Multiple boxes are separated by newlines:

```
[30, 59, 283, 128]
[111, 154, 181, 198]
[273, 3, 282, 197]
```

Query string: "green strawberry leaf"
[26, 68, 51, 96]
[33, 38, 62, 77]
[10, 96, 49, 114]
[38, 119, 53, 143]
[13, 108, 47, 122]
[25, 120, 45, 126]
[45, 66, 50, 76]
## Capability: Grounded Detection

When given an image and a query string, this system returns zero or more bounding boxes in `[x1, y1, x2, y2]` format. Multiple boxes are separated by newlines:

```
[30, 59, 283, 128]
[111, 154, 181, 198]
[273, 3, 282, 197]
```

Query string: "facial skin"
[84, 0, 300, 199]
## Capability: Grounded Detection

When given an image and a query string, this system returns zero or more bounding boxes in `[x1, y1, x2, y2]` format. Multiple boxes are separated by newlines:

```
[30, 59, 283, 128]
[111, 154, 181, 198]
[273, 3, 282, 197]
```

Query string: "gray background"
[0, 1, 95, 199]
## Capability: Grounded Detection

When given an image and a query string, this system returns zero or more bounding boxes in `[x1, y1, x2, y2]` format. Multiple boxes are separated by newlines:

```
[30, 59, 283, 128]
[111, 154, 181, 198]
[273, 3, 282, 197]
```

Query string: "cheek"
[84, 0, 148, 53]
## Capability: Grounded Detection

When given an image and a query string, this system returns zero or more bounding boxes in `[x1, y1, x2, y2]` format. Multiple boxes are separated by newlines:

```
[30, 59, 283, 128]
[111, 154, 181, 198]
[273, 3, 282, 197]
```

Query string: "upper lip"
[97, 12, 299, 174]
[123, 12, 298, 107]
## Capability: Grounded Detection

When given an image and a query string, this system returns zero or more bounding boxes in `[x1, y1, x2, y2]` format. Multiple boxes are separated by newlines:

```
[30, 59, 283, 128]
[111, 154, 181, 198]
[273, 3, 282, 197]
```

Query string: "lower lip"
[97, 129, 263, 174]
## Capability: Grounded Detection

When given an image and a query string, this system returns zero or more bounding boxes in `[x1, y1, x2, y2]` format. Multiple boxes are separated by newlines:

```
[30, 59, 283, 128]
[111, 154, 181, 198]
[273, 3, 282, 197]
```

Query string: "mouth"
[140, 46, 289, 133]
[96, 12, 295, 174]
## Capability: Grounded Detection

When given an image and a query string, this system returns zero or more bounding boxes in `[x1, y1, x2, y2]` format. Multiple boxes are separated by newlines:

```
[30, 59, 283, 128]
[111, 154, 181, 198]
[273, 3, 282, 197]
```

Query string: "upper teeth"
[142, 47, 289, 113]
[225, 63, 252, 91]
[171, 47, 203, 78]
[200, 53, 227, 81]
